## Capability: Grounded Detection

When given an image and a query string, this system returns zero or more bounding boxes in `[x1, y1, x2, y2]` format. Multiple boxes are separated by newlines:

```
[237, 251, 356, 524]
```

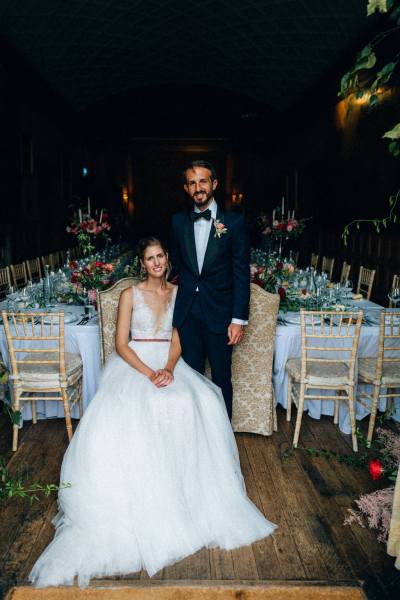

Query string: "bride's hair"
[137, 237, 170, 280]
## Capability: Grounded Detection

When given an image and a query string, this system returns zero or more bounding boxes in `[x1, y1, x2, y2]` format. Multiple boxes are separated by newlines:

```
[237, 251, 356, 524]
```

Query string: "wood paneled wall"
[299, 226, 400, 305]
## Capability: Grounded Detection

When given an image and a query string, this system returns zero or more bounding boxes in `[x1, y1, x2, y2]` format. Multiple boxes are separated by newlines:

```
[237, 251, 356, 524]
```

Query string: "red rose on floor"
[278, 286, 286, 299]
[369, 458, 383, 480]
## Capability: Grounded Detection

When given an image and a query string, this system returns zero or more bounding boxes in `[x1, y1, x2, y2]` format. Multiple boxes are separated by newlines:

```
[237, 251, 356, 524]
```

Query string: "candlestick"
[79, 208, 82, 223]
[272, 209, 276, 222]
[292, 210, 295, 219]
[281, 196, 285, 216]
[88, 196, 91, 217]
[100, 209, 103, 223]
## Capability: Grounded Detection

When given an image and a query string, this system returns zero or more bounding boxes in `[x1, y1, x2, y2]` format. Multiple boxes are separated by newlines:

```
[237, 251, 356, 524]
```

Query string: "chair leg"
[293, 383, 306, 448]
[12, 389, 21, 452]
[367, 384, 380, 447]
[334, 392, 340, 425]
[61, 388, 73, 441]
[31, 399, 37, 424]
[347, 387, 358, 452]
[286, 375, 293, 422]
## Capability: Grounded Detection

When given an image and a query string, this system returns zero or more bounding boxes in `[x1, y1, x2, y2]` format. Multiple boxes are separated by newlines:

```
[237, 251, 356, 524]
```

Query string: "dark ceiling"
[0, 0, 369, 112]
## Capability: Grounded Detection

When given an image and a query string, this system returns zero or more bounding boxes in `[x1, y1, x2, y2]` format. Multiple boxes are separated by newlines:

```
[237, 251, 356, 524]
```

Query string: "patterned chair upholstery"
[231, 284, 280, 436]
[98, 279, 279, 436]
[97, 277, 140, 365]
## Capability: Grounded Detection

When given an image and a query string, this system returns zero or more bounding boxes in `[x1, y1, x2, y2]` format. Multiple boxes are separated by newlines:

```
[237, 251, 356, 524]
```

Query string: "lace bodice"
[131, 285, 177, 339]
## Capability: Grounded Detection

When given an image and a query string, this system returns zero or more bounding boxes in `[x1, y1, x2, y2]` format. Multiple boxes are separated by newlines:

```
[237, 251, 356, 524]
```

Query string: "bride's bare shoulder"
[119, 286, 134, 303]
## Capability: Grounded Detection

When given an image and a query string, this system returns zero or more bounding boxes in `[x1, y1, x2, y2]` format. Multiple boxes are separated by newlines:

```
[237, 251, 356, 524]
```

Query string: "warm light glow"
[122, 186, 128, 203]
[232, 192, 243, 206]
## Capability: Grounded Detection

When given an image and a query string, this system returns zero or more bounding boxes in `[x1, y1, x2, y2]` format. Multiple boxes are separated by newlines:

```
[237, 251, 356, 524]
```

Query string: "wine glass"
[388, 287, 400, 308]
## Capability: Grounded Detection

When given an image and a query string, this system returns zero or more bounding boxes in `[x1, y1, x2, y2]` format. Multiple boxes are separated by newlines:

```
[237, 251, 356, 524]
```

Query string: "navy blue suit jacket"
[169, 206, 250, 334]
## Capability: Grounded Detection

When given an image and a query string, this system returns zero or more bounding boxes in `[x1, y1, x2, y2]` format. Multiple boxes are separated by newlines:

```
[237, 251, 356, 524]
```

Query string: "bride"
[30, 236, 277, 588]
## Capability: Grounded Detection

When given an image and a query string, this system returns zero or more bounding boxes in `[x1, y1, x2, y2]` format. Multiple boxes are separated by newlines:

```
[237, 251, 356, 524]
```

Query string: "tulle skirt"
[29, 341, 276, 587]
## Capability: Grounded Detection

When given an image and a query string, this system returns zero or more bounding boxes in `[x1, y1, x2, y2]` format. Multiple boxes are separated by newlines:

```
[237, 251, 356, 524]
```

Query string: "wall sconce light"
[232, 193, 243, 206]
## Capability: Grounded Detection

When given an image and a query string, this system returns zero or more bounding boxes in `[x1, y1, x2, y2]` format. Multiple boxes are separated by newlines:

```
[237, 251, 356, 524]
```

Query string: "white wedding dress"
[30, 285, 276, 587]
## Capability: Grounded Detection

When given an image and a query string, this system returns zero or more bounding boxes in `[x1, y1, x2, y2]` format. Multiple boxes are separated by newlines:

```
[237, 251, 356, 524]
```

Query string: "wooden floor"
[0, 408, 399, 600]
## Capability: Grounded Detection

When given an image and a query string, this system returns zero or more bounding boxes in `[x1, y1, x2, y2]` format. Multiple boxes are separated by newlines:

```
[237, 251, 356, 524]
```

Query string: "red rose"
[69, 260, 78, 269]
[102, 213, 109, 220]
[70, 274, 78, 284]
[95, 261, 104, 268]
[253, 278, 265, 288]
[369, 458, 383, 480]
[278, 286, 286, 299]
[277, 223, 286, 231]
[276, 262, 284, 270]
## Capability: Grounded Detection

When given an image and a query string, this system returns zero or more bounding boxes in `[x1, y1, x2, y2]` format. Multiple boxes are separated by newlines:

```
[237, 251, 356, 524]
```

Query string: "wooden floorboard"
[0, 408, 399, 600]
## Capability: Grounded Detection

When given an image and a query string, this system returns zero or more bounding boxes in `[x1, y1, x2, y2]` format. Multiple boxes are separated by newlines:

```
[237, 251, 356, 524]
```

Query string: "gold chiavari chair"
[41, 254, 54, 271]
[50, 251, 61, 270]
[0, 266, 11, 299]
[286, 309, 363, 451]
[389, 274, 400, 308]
[10, 262, 28, 289]
[25, 257, 42, 281]
[97, 277, 140, 365]
[310, 253, 319, 270]
[357, 266, 376, 300]
[2, 311, 83, 451]
[321, 256, 335, 281]
[358, 310, 400, 445]
[340, 261, 351, 285]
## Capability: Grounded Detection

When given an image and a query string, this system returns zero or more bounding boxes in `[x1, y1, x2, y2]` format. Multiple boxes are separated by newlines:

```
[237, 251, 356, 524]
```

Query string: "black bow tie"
[191, 209, 212, 222]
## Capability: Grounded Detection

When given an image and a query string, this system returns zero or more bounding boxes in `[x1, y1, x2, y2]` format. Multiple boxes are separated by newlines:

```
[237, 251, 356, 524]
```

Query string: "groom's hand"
[227, 323, 244, 345]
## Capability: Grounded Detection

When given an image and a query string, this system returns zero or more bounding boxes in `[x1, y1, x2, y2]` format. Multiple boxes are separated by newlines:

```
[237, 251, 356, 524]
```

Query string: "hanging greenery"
[341, 0, 400, 244]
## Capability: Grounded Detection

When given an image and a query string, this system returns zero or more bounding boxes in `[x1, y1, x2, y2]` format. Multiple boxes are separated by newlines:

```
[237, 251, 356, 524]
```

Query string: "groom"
[169, 160, 250, 419]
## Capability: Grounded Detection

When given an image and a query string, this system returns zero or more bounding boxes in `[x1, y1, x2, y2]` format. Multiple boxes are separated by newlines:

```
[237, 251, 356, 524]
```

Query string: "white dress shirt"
[194, 199, 247, 326]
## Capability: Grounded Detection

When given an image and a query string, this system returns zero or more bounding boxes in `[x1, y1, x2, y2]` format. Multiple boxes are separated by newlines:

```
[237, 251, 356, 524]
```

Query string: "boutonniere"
[213, 219, 228, 238]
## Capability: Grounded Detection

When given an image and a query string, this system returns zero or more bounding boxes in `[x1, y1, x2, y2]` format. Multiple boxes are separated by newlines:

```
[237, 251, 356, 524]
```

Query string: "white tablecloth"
[0, 304, 101, 422]
[273, 299, 400, 433]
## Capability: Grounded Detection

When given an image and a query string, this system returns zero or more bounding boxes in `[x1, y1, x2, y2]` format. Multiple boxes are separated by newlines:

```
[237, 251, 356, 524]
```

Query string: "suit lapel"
[183, 212, 199, 276]
[202, 206, 224, 274]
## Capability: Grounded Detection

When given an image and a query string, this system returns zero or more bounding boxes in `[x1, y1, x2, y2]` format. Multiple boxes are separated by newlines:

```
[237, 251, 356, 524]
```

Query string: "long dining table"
[1, 298, 399, 433]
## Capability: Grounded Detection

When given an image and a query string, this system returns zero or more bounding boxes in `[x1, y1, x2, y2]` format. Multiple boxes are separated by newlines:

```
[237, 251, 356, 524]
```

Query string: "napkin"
[352, 293, 363, 300]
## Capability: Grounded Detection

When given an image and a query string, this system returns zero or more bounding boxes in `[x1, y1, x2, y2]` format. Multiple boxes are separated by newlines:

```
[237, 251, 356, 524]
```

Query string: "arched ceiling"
[0, 0, 369, 112]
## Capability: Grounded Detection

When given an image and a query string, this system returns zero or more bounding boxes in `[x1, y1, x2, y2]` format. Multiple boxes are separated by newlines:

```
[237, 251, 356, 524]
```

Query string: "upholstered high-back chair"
[97, 277, 140, 365]
[231, 284, 280, 436]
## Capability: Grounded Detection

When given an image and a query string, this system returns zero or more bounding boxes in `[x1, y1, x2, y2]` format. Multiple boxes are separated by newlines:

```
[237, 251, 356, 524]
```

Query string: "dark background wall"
[1, 35, 399, 303]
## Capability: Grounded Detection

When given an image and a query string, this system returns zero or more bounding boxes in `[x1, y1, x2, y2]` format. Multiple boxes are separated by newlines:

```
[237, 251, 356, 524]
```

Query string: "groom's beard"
[193, 192, 214, 209]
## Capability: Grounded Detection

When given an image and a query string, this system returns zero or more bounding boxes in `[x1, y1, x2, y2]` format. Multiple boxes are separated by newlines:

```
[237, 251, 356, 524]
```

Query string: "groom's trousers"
[177, 293, 233, 420]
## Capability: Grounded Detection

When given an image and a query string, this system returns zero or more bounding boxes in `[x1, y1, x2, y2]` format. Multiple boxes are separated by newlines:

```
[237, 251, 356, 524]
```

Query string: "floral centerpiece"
[66, 208, 111, 256]
[69, 260, 115, 303]
[250, 249, 296, 297]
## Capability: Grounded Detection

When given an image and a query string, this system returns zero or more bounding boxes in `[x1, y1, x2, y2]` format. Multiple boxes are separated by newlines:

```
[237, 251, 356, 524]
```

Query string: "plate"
[43, 312, 79, 325]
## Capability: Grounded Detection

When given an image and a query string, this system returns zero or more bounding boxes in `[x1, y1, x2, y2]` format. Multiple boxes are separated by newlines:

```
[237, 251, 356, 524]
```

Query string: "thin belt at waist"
[132, 338, 170, 342]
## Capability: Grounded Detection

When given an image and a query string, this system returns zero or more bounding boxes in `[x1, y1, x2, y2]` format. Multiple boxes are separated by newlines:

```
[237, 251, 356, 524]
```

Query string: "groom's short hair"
[183, 160, 217, 183]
